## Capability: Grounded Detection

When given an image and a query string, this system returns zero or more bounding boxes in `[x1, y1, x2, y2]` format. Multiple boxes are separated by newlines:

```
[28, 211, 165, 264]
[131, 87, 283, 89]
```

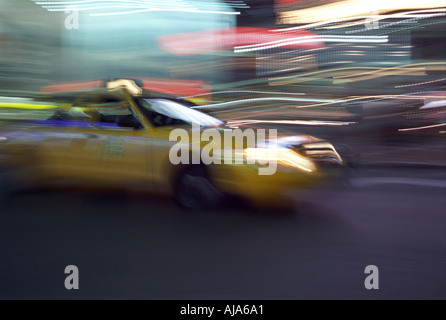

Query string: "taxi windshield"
[139, 98, 223, 127]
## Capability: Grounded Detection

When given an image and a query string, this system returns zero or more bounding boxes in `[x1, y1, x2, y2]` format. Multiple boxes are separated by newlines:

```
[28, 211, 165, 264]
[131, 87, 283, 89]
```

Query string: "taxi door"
[80, 99, 152, 190]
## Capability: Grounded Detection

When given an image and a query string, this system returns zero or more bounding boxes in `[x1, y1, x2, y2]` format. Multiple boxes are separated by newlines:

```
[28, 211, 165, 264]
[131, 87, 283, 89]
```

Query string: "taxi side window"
[47, 96, 142, 129]
[48, 106, 96, 122]
[77, 97, 142, 129]
[140, 99, 188, 127]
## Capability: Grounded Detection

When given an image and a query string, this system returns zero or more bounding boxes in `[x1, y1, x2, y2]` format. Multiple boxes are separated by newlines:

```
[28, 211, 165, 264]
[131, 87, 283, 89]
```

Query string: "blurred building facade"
[0, 0, 239, 93]
[0, 0, 445, 95]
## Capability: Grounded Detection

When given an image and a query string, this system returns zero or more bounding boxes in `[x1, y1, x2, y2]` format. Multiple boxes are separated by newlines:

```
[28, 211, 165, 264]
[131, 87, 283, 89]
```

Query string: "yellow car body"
[0, 86, 343, 209]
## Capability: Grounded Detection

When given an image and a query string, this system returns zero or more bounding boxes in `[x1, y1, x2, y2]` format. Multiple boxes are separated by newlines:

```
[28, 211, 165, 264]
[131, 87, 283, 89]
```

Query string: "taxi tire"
[0, 169, 12, 204]
[173, 165, 224, 210]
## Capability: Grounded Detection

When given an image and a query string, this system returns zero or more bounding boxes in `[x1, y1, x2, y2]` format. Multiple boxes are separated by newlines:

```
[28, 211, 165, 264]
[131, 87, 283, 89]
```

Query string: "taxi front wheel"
[173, 166, 224, 210]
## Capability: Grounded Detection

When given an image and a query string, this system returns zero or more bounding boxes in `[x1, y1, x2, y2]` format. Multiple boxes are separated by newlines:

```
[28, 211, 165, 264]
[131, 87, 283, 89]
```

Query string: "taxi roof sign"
[106, 79, 143, 96]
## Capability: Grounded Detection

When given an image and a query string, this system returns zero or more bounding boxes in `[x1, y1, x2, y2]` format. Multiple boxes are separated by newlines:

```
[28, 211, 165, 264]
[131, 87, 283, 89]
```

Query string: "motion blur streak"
[269, 63, 446, 86]
[350, 177, 446, 188]
[88, 8, 241, 16]
[398, 123, 446, 132]
[276, 9, 446, 32]
[234, 35, 387, 53]
[277, 0, 446, 24]
[33, 0, 241, 15]
[182, 90, 306, 100]
[228, 119, 355, 127]
[158, 27, 324, 56]
[193, 97, 343, 109]
[395, 78, 446, 89]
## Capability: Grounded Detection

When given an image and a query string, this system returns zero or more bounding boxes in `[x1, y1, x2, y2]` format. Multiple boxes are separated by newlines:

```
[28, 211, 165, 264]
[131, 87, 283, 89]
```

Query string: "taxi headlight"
[244, 147, 316, 173]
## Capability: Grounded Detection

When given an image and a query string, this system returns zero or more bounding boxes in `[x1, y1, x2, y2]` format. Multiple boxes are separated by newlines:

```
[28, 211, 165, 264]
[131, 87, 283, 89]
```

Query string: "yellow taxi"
[0, 80, 343, 210]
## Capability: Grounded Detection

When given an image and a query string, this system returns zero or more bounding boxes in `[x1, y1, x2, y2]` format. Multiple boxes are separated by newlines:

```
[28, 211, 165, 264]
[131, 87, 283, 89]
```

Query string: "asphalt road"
[0, 166, 445, 300]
